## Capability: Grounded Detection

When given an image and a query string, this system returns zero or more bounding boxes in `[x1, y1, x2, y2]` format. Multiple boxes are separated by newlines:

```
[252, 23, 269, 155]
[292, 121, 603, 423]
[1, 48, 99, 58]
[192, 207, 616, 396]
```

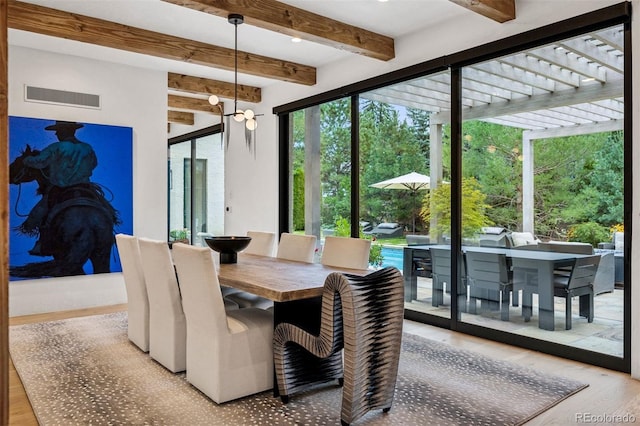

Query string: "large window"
[276, 6, 629, 371]
[169, 127, 224, 246]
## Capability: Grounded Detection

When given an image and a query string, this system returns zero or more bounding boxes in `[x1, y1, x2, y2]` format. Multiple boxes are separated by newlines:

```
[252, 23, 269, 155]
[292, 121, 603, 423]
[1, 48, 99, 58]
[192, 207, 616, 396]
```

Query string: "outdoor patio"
[406, 276, 624, 357]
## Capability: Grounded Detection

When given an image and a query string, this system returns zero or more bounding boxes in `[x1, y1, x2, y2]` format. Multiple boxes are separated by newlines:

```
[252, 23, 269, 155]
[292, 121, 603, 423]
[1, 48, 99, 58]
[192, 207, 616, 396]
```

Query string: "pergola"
[363, 25, 624, 234]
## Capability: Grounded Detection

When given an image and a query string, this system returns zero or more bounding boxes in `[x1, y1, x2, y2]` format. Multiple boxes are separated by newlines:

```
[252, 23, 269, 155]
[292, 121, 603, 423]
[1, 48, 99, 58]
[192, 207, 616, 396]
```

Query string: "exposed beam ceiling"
[8, 0, 316, 85]
[168, 73, 261, 103]
[163, 0, 395, 61]
[448, 0, 515, 23]
[168, 95, 224, 114]
[168, 110, 195, 125]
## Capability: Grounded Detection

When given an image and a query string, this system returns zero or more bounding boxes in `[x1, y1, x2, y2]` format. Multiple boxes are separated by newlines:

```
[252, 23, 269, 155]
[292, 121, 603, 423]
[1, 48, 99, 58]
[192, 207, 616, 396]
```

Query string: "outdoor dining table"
[403, 244, 593, 331]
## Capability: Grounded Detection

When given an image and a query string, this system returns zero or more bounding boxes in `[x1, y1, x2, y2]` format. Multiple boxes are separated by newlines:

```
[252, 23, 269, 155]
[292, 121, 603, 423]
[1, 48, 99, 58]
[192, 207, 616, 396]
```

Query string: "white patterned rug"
[10, 312, 587, 425]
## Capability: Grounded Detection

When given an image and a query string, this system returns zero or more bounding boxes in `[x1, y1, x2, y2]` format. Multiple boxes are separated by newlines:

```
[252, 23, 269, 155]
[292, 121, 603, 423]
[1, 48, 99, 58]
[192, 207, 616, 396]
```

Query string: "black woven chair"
[273, 267, 404, 426]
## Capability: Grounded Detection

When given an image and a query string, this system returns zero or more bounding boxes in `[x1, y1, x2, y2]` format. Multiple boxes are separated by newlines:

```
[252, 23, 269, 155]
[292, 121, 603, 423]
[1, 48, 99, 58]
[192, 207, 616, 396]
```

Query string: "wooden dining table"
[217, 253, 369, 329]
[217, 253, 369, 397]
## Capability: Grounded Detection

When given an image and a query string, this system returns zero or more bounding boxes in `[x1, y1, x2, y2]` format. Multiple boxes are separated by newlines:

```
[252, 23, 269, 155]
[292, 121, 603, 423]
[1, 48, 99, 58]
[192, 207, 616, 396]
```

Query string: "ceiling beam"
[448, 0, 515, 23]
[168, 73, 261, 103]
[168, 94, 224, 114]
[8, 0, 316, 85]
[162, 0, 395, 61]
[168, 110, 195, 125]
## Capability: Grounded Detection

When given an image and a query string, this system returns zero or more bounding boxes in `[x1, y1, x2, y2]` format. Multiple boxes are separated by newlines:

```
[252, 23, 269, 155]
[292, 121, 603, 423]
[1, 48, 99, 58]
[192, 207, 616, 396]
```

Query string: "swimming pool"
[380, 246, 404, 270]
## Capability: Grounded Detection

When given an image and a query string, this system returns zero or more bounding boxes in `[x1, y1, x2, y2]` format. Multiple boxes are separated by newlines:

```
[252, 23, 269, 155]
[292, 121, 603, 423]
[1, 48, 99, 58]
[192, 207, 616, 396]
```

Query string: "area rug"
[10, 312, 588, 425]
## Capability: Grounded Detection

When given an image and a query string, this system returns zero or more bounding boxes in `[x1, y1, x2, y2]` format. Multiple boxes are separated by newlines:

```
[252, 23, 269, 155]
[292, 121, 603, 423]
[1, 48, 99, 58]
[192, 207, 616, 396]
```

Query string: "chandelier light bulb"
[244, 109, 255, 120]
[208, 95, 219, 105]
[245, 118, 257, 130]
[233, 110, 245, 122]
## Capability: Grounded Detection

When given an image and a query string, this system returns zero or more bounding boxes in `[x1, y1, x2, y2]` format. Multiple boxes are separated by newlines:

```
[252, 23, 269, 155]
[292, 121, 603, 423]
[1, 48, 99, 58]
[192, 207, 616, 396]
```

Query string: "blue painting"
[8, 116, 133, 280]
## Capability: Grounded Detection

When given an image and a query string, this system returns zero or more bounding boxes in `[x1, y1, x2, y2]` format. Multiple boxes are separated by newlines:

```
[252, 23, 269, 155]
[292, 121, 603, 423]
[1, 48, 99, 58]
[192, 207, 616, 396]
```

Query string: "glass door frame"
[275, 3, 631, 372]
[168, 123, 223, 244]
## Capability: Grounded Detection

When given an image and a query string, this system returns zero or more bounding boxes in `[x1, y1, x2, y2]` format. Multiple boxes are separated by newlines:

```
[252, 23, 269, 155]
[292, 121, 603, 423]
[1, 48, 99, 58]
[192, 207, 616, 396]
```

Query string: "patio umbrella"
[370, 172, 431, 233]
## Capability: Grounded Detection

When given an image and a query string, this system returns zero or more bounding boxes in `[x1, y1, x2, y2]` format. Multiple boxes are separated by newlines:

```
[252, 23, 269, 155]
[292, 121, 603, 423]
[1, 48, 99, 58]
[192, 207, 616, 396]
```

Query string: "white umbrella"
[370, 172, 431, 232]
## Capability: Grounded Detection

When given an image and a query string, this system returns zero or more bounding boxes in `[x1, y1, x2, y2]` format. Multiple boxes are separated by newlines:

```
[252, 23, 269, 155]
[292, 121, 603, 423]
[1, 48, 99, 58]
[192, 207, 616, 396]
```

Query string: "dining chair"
[429, 247, 467, 309]
[321, 236, 371, 270]
[223, 231, 277, 310]
[465, 251, 513, 321]
[171, 244, 274, 403]
[273, 267, 404, 426]
[276, 232, 317, 263]
[554, 255, 600, 330]
[137, 237, 188, 373]
[115, 233, 150, 352]
[244, 230, 276, 256]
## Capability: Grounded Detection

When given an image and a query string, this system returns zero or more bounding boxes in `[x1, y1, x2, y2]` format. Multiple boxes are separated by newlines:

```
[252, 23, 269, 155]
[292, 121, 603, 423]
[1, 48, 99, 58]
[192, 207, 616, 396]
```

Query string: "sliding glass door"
[459, 24, 625, 359]
[277, 6, 629, 371]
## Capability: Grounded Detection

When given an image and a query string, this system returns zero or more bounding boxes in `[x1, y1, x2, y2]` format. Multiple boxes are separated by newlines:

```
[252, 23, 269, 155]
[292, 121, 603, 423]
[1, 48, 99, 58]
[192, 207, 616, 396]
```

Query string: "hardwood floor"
[8, 304, 640, 425]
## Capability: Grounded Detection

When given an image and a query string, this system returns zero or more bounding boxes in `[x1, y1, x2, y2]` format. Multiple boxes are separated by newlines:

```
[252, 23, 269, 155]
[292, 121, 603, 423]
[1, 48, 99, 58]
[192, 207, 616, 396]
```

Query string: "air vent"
[24, 85, 101, 109]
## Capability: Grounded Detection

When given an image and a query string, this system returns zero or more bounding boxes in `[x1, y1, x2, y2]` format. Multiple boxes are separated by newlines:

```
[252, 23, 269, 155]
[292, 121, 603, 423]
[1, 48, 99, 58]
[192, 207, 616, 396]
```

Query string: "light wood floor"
[9, 304, 640, 425]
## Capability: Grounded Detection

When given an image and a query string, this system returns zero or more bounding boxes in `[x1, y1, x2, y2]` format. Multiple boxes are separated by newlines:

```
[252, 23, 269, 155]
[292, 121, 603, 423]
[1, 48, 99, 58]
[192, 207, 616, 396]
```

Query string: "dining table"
[403, 244, 593, 331]
[216, 253, 370, 396]
[217, 252, 369, 331]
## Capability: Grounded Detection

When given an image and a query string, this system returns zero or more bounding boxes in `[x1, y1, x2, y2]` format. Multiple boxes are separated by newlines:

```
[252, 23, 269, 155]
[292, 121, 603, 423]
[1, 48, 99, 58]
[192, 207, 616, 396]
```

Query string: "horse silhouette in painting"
[9, 145, 120, 277]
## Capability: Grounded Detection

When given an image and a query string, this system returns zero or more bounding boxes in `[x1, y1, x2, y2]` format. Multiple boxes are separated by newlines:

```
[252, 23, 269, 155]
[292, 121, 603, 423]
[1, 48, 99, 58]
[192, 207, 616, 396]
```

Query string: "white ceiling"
[8, 0, 468, 89]
[7, 0, 625, 133]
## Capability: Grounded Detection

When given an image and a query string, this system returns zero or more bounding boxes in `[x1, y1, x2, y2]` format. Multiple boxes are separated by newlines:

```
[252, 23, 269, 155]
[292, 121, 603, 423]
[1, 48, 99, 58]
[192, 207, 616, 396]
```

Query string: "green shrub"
[567, 222, 610, 247]
[293, 168, 305, 231]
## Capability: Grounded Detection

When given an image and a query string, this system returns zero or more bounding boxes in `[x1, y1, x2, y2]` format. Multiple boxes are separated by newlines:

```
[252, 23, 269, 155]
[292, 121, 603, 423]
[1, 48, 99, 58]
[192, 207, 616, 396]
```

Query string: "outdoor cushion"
[377, 222, 400, 229]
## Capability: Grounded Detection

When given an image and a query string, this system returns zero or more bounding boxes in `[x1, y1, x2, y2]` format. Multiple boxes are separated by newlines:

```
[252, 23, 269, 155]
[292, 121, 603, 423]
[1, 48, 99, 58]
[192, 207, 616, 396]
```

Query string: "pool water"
[380, 246, 404, 270]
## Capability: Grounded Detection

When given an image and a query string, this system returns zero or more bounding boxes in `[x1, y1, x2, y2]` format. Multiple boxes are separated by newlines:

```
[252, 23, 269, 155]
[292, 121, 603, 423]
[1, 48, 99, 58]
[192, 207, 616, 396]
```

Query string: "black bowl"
[204, 236, 252, 264]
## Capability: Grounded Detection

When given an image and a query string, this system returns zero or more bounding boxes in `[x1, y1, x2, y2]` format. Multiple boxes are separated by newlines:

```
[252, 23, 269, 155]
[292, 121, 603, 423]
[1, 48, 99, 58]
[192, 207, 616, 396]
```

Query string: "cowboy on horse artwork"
[9, 119, 129, 278]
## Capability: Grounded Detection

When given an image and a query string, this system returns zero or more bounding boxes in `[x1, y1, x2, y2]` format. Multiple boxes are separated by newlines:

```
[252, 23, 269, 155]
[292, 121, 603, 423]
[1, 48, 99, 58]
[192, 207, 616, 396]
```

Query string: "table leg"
[536, 261, 555, 331]
[403, 248, 418, 302]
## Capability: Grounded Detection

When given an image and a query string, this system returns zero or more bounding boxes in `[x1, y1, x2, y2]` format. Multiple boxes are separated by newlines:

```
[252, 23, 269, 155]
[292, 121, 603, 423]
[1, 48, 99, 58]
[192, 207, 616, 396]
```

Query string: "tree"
[420, 177, 492, 239]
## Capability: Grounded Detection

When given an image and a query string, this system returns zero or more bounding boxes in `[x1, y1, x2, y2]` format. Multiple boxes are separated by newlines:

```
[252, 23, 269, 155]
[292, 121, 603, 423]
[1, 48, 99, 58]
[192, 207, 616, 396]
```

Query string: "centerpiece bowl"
[204, 236, 252, 264]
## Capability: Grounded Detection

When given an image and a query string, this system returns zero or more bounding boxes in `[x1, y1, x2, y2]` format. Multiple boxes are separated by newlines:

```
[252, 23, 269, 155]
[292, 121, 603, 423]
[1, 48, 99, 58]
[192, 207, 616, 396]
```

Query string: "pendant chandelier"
[208, 14, 260, 154]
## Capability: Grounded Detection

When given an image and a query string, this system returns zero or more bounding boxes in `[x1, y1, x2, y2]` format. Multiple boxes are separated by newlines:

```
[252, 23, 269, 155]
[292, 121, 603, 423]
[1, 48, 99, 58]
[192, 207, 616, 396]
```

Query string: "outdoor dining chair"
[465, 251, 513, 321]
[554, 255, 600, 330]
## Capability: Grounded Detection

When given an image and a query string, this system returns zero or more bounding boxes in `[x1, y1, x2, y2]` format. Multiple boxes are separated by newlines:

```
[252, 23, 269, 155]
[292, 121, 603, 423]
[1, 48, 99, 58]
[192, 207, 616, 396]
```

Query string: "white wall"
[8, 46, 167, 316]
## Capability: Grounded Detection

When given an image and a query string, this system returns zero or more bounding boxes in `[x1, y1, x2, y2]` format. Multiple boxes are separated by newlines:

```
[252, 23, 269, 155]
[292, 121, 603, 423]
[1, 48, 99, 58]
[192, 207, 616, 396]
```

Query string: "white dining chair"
[222, 231, 277, 310]
[137, 237, 188, 373]
[276, 232, 317, 263]
[171, 243, 274, 403]
[115, 233, 150, 352]
[244, 231, 276, 257]
[321, 236, 371, 270]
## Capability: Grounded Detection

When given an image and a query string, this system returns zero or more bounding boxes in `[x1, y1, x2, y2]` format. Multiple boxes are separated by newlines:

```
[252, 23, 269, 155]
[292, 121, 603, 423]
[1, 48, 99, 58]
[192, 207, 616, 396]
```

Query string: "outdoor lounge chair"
[367, 222, 404, 238]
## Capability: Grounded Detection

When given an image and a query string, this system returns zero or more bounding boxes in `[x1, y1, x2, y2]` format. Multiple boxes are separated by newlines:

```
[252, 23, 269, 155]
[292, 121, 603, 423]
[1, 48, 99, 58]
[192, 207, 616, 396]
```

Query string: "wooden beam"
[162, 0, 395, 61]
[8, 0, 316, 85]
[168, 110, 195, 125]
[0, 0, 8, 422]
[168, 94, 224, 114]
[448, 0, 515, 23]
[168, 73, 261, 103]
